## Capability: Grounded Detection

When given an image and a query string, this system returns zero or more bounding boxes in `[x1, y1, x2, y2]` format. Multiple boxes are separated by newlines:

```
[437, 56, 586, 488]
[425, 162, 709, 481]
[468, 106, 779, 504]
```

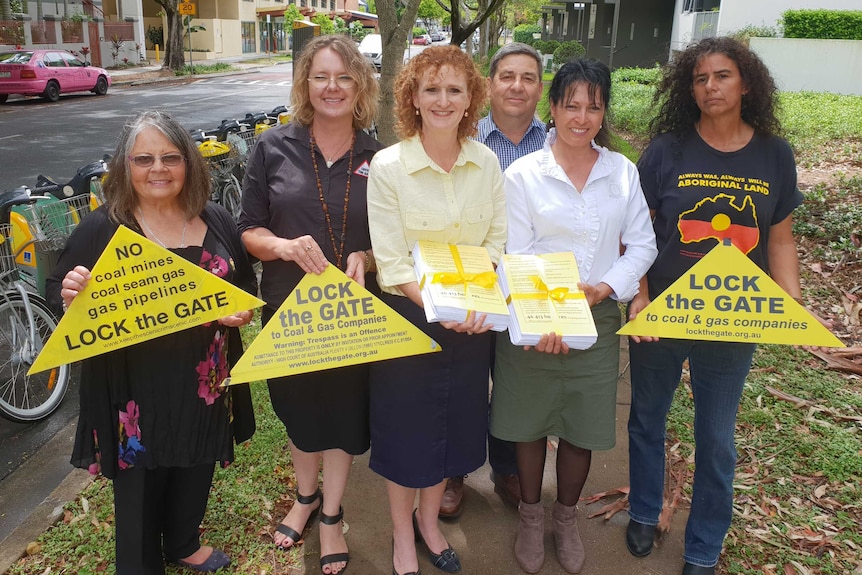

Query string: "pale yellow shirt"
[368, 135, 507, 296]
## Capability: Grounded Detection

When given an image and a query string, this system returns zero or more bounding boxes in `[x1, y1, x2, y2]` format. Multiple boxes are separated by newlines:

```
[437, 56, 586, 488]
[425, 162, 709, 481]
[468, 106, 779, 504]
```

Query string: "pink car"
[0, 49, 111, 104]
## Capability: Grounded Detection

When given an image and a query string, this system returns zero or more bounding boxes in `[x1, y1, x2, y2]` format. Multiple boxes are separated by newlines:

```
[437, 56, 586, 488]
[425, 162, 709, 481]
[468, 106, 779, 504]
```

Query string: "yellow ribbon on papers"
[420, 244, 498, 290]
[506, 276, 585, 332]
[506, 276, 585, 305]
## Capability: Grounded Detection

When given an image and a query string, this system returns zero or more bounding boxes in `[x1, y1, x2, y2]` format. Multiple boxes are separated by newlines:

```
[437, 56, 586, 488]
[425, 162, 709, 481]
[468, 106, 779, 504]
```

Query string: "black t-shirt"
[637, 130, 803, 298]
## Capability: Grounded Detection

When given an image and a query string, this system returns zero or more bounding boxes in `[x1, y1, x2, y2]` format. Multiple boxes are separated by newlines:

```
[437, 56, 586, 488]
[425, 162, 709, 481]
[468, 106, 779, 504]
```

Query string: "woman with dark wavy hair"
[625, 36, 807, 575]
[367, 45, 506, 575]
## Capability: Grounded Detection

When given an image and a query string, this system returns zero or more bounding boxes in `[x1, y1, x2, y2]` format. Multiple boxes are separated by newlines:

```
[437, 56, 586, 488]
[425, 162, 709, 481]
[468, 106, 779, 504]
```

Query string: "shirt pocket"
[465, 202, 493, 225]
[406, 211, 447, 232]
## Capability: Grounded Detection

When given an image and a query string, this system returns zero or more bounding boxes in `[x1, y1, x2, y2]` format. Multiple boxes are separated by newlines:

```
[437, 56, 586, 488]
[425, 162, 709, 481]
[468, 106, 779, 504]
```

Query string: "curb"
[0, 418, 94, 575]
[111, 63, 287, 87]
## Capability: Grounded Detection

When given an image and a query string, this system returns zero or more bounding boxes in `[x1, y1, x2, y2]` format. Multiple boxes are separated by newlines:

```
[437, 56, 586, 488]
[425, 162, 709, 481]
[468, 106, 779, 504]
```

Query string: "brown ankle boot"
[552, 501, 584, 573]
[514, 501, 545, 574]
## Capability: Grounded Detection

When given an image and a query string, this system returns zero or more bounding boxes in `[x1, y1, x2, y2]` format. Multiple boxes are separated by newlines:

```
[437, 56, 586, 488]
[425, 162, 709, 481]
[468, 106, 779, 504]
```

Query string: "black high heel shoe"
[412, 510, 461, 573]
[275, 488, 323, 550]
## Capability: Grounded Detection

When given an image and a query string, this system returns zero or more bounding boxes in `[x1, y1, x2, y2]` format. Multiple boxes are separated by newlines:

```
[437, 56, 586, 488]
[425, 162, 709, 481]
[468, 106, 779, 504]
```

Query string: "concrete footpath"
[0, 338, 692, 575]
[293, 337, 691, 575]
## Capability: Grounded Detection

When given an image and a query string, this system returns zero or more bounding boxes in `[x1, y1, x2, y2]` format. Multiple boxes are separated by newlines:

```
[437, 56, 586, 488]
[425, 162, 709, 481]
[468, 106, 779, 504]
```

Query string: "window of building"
[241, 21, 256, 53]
[330, 0, 336, 10]
[682, 0, 720, 12]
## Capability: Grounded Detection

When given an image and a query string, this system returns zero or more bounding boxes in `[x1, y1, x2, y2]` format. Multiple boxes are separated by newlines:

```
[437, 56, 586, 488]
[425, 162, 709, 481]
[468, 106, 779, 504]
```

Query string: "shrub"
[413, 26, 427, 37]
[513, 23, 541, 45]
[612, 65, 661, 86]
[728, 23, 778, 45]
[782, 9, 862, 40]
[553, 40, 585, 66]
[533, 39, 559, 55]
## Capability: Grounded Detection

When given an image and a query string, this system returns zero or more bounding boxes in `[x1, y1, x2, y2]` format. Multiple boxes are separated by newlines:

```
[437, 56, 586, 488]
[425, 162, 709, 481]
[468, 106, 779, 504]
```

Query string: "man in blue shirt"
[440, 42, 547, 520]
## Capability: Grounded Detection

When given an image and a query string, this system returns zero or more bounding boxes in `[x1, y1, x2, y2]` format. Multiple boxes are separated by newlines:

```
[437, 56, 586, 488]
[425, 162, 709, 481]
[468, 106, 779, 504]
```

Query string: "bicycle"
[196, 138, 243, 221]
[0, 186, 76, 423]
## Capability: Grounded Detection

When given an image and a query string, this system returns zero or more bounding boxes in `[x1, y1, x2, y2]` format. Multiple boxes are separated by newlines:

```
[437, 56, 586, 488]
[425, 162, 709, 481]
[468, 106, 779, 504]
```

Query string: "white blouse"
[504, 129, 657, 302]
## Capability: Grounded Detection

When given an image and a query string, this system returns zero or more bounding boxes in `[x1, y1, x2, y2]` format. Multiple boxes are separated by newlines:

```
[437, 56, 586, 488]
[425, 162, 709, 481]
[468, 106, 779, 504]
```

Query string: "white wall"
[718, 0, 862, 35]
[750, 37, 862, 95]
[670, 0, 862, 57]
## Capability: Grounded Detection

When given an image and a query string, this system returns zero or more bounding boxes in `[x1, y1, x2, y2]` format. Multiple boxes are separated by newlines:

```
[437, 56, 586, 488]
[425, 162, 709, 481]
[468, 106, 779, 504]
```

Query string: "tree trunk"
[376, 0, 422, 146]
[0, 0, 11, 21]
[155, 0, 185, 70]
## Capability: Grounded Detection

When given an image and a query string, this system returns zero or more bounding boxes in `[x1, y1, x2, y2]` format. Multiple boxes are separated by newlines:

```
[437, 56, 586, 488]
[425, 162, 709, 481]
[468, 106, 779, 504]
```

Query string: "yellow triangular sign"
[29, 226, 265, 374]
[226, 265, 440, 384]
[618, 242, 844, 347]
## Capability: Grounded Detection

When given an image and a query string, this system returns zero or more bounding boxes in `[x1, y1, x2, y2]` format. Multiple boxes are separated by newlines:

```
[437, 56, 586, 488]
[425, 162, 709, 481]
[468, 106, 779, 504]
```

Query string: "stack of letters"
[497, 252, 597, 349]
[412, 240, 509, 331]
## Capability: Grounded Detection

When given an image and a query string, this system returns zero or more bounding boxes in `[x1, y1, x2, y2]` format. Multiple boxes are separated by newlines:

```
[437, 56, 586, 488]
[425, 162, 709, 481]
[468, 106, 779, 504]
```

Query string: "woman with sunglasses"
[239, 34, 381, 575]
[46, 110, 257, 574]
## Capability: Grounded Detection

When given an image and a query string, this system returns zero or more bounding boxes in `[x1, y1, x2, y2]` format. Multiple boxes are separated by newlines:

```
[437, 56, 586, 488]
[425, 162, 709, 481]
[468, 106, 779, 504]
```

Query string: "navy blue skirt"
[369, 293, 491, 488]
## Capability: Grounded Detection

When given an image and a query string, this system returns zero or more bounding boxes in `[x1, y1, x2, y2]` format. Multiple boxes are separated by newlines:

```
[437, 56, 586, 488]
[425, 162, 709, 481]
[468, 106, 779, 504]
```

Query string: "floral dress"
[74, 228, 248, 478]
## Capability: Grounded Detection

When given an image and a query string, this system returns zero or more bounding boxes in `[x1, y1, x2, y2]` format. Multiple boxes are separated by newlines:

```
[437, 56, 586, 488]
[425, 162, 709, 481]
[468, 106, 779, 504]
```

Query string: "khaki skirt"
[490, 299, 621, 451]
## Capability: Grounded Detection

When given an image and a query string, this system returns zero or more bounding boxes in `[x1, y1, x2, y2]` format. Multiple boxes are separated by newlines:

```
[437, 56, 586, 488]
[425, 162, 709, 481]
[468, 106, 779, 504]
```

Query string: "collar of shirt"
[279, 121, 378, 155]
[477, 113, 546, 146]
[539, 128, 615, 188]
[401, 134, 483, 175]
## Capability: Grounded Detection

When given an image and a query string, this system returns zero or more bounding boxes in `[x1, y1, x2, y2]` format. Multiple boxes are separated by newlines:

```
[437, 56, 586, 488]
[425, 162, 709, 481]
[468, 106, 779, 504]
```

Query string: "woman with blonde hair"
[367, 45, 507, 575]
[240, 34, 381, 575]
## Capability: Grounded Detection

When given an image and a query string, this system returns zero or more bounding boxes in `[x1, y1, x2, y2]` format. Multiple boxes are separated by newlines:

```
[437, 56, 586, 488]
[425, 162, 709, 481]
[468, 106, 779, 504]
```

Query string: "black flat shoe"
[412, 510, 461, 573]
[393, 570, 422, 575]
[682, 563, 715, 575]
[625, 519, 656, 557]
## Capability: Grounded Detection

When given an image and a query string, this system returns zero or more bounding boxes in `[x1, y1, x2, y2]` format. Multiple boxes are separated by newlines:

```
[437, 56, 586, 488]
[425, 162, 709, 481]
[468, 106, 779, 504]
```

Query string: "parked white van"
[359, 34, 382, 70]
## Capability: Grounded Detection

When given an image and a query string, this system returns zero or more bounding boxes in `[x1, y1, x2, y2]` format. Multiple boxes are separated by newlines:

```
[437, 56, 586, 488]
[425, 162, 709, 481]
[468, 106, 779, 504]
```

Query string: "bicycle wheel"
[220, 174, 243, 221]
[0, 294, 70, 423]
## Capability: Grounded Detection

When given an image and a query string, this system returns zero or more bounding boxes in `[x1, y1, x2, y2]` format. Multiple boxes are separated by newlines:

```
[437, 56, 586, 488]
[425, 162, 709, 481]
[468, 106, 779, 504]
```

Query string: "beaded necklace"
[309, 127, 355, 269]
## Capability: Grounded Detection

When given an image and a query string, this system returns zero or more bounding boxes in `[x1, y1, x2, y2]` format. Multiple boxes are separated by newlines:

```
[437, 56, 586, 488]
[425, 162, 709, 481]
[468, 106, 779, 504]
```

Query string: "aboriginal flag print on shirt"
[678, 193, 759, 254]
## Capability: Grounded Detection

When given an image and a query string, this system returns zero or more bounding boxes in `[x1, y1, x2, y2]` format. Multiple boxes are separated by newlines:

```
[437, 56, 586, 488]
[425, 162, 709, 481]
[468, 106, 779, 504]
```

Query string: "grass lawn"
[6, 70, 862, 575]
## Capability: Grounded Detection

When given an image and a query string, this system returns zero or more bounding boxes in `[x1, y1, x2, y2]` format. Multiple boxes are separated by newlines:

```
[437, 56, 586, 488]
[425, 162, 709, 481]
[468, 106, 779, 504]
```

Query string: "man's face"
[488, 54, 543, 121]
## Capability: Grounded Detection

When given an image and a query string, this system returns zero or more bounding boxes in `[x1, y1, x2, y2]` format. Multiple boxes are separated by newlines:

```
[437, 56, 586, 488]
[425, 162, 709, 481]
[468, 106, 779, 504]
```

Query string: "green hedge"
[533, 40, 560, 55]
[553, 40, 585, 65]
[513, 23, 541, 45]
[612, 65, 661, 86]
[782, 9, 862, 40]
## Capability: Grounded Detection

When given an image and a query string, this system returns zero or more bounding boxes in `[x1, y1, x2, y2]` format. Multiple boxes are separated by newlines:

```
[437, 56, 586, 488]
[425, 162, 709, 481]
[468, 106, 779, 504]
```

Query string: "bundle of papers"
[412, 240, 509, 331]
[498, 252, 597, 349]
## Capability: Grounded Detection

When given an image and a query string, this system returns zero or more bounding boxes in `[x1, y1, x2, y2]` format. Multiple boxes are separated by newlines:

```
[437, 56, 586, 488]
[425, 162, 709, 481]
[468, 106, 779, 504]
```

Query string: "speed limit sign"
[179, 2, 195, 15]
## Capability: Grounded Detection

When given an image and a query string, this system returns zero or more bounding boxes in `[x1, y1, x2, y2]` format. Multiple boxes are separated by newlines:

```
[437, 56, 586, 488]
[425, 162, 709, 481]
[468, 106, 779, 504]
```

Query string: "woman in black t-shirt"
[624, 37, 812, 575]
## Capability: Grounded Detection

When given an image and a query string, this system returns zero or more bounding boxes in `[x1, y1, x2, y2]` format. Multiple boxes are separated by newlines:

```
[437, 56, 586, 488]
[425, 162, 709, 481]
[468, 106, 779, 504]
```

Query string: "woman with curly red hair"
[367, 45, 507, 575]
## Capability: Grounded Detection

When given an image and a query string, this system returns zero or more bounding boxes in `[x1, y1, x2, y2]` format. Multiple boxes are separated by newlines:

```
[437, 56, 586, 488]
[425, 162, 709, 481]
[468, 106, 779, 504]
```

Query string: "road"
[0, 64, 295, 544]
[0, 64, 294, 188]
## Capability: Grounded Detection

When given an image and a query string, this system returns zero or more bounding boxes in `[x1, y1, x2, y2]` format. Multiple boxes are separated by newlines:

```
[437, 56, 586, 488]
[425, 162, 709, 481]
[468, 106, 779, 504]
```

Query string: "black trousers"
[113, 463, 215, 575]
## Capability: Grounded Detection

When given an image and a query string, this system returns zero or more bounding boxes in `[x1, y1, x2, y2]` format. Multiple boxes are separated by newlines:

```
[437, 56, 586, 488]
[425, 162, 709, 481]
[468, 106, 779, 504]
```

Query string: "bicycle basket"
[226, 129, 256, 162]
[22, 195, 92, 252]
[0, 223, 18, 278]
[197, 140, 237, 176]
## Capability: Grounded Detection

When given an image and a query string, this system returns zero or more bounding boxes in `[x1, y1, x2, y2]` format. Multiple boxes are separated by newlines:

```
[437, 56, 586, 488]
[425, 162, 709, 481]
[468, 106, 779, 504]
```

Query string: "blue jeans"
[627, 338, 755, 568]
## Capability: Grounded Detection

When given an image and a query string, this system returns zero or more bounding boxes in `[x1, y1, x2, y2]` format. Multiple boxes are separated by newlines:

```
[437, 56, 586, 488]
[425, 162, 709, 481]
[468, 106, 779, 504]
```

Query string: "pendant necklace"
[138, 207, 187, 248]
[318, 132, 354, 168]
[309, 127, 355, 269]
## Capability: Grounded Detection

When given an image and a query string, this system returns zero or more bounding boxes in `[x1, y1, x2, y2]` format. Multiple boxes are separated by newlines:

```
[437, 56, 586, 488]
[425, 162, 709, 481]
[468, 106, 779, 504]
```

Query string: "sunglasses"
[128, 153, 186, 168]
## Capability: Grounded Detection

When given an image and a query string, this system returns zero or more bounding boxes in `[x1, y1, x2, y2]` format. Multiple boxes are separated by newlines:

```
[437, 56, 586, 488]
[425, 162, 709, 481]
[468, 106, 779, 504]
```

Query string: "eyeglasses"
[308, 75, 356, 89]
[128, 153, 186, 168]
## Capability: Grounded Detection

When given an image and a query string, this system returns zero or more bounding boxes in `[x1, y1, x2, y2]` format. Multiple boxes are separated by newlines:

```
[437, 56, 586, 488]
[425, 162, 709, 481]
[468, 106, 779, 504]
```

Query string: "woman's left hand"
[344, 251, 367, 288]
[577, 282, 613, 307]
[441, 311, 492, 335]
[217, 309, 254, 327]
[524, 332, 569, 354]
